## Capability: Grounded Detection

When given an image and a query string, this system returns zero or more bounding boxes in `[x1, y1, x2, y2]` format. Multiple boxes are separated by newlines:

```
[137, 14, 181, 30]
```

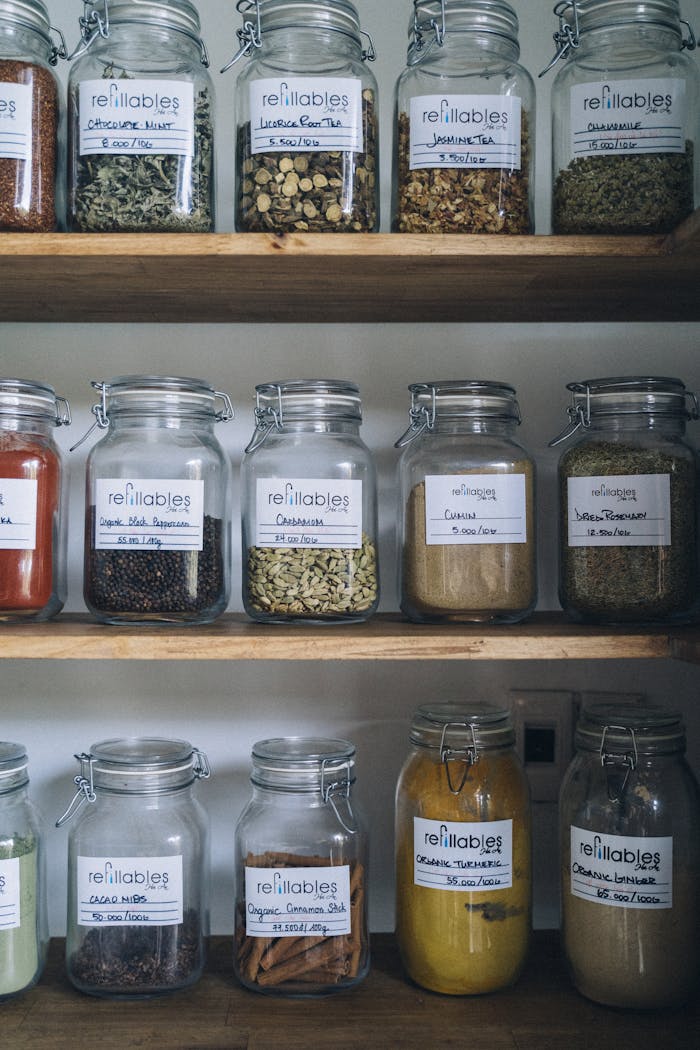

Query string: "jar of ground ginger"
[395, 702, 531, 995]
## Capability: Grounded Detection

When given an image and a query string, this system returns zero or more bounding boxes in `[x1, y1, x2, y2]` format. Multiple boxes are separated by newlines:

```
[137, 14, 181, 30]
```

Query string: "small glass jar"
[0, 0, 65, 231]
[82, 375, 233, 626]
[0, 379, 71, 622]
[67, 0, 215, 232]
[544, 0, 699, 234]
[560, 703, 700, 1009]
[0, 743, 47, 1000]
[551, 375, 699, 624]
[57, 737, 211, 999]
[395, 703, 531, 996]
[395, 381, 536, 623]
[234, 737, 369, 996]
[224, 0, 379, 233]
[393, 1, 535, 233]
[241, 379, 379, 623]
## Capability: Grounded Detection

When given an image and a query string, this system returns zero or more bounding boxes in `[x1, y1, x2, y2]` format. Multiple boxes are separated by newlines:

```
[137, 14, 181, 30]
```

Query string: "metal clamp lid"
[70, 0, 209, 65]
[409, 0, 520, 65]
[395, 380, 521, 448]
[245, 378, 362, 453]
[0, 0, 67, 64]
[0, 378, 71, 426]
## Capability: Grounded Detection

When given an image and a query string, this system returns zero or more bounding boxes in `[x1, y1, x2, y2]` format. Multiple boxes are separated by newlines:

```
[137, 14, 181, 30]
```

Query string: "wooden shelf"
[0, 209, 697, 323]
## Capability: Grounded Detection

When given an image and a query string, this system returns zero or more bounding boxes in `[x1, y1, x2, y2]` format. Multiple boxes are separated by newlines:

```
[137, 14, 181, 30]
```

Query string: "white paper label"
[0, 82, 32, 161]
[244, 864, 351, 937]
[570, 78, 686, 158]
[78, 79, 195, 156]
[255, 478, 363, 549]
[0, 477, 37, 550]
[409, 94, 522, 170]
[94, 478, 204, 551]
[567, 474, 670, 547]
[249, 77, 363, 154]
[413, 817, 513, 891]
[0, 857, 21, 930]
[425, 473, 527, 545]
[76, 855, 184, 926]
[570, 827, 673, 910]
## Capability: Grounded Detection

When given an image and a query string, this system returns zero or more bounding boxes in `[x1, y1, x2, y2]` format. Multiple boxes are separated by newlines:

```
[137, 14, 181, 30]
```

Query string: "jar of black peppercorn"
[81, 375, 233, 625]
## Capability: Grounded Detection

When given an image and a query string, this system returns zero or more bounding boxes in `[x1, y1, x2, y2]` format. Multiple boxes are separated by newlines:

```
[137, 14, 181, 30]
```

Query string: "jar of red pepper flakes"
[0, 379, 71, 621]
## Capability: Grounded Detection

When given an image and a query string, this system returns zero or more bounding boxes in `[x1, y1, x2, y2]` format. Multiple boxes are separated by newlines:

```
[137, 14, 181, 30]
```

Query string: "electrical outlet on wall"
[509, 690, 576, 803]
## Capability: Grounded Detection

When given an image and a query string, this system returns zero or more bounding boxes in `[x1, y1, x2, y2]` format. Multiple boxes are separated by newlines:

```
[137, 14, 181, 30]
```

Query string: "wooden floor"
[3, 934, 698, 1049]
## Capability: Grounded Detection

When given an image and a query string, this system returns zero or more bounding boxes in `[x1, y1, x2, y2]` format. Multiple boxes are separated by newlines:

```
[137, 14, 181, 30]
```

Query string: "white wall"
[1, 0, 699, 936]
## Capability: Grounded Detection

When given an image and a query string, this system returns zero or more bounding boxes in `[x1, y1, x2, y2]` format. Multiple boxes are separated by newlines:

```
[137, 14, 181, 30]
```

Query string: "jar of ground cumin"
[560, 703, 700, 1009]
[395, 380, 536, 623]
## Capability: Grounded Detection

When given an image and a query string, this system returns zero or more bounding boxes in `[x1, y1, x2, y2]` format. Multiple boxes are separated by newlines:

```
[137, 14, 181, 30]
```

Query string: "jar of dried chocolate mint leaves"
[393, 1, 535, 234]
[543, 0, 699, 234]
[81, 375, 233, 626]
[223, 0, 379, 233]
[551, 376, 700, 624]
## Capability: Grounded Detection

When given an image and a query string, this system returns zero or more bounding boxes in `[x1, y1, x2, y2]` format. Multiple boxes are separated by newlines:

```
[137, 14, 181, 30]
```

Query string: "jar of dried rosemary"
[543, 0, 699, 234]
[393, 1, 535, 234]
[551, 376, 700, 624]
[395, 381, 536, 623]
[223, 0, 379, 233]
[241, 379, 379, 623]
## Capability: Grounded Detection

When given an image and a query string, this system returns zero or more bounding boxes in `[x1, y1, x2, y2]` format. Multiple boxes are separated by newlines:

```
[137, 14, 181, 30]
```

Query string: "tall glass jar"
[57, 737, 211, 999]
[0, 0, 65, 231]
[0, 378, 71, 622]
[82, 375, 233, 625]
[67, 0, 215, 232]
[393, 1, 535, 233]
[551, 375, 699, 624]
[0, 743, 47, 1000]
[234, 737, 369, 996]
[560, 703, 700, 1009]
[224, 0, 379, 233]
[395, 381, 536, 623]
[395, 703, 531, 995]
[544, 0, 699, 233]
[241, 379, 379, 623]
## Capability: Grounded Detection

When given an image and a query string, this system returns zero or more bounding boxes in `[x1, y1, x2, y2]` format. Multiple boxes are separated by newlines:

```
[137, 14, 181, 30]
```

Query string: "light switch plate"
[509, 690, 576, 802]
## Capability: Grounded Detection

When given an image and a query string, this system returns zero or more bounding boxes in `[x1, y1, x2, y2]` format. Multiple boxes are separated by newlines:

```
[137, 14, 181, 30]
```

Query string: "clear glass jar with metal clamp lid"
[395, 702, 531, 995]
[559, 702, 700, 1009]
[66, 0, 215, 232]
[241, 379, 379, 623]
[234, 736, 369, 996]
[222, 0, 379, 233]
[541, 0, 699, 233]
[550, 375, 700, 624]
[56, 737, 211, 999]
[395, 380, 537, 624]
[393, 0, 535, 233]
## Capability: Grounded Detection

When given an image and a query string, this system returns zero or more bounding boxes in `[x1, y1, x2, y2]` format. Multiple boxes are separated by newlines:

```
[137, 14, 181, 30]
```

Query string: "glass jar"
[551, 375, 699, 624]
[560, 703, 700, 1009]
[67, 0, 215, 232]
[395, 702, 531, 995]
[0, 743, 47, 1000]
[224, 0, 379, 233]
[57, 737, 211, 999]
[234, 737, 369, 996]
[82, 375, 233, 625]
[393, 1, 535, 233]
[0, 379, 71, 622]
[241, 379, 379, 623]
[0, 0, 65, 231]
[395, 381, 536, 623]
[544, 0, 699, 233]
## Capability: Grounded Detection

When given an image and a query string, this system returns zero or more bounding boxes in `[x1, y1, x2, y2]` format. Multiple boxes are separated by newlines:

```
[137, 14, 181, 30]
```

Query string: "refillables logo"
[261, 81, 350, 109]
[106, 481, 191, 513]
[420, 99, 509, 127]
[87, 860, 169, 890]
[255, 872, 339, 897]
[267, 481, 350, 512]
[89, 82, 181, 113]
[582, 84, 673, 113]
[426, 824, 503, 854]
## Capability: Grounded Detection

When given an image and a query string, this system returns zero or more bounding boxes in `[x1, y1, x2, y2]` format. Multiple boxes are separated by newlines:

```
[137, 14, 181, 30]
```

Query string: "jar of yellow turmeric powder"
[395, 702, 531, 995]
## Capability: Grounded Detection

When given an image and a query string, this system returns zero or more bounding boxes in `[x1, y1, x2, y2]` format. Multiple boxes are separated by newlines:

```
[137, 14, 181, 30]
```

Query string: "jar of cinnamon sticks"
[234, 737, 369, 996]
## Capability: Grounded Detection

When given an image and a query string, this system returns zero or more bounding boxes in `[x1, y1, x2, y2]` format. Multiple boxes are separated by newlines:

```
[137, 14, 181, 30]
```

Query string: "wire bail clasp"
[321, 758, 357, 835]
[540, 0, 580, 76]
[394, 384, 437, 447]
[600, 724, 638, 803]
[69, 0, 110, 60]
[409, 0, 447, 64]
[56, 754, 97, 827]
[440, 722, 477, 796]
[222, 0, 262, 71]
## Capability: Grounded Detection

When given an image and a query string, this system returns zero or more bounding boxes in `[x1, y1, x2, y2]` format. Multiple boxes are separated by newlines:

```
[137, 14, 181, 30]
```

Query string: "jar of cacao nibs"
[551, 375, 700, 624]
[57, 738, 211, 999]
[241, 379, 379, 623]
[543, 0, 699, 234]
[81, 375, 233, 625]
[223, 0, 379, 233]
[395, 381, 537, 623]
[393, 1, 535, 233]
